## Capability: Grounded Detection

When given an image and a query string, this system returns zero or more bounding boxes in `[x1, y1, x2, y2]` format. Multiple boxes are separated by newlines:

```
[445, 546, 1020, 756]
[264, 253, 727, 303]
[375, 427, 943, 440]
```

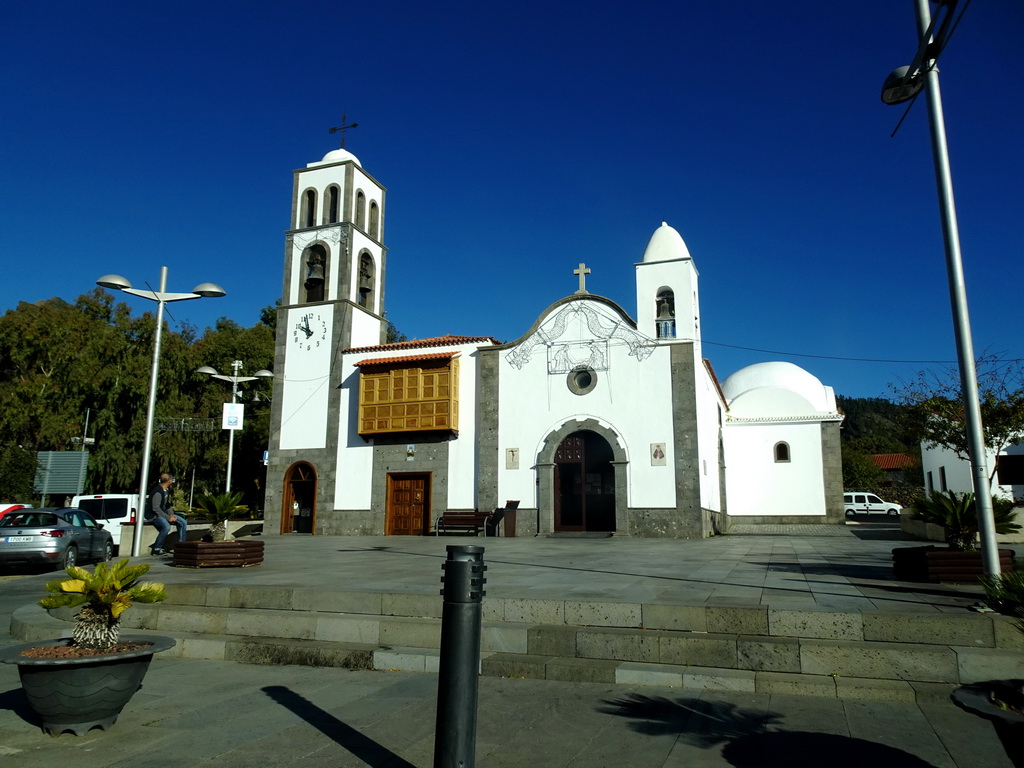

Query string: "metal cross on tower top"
[328, 113, 359, 148]
[574, 263, 591, 294]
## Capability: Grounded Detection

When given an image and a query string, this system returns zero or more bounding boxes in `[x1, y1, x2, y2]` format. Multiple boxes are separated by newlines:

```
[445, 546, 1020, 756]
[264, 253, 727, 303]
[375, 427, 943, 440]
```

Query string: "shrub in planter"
[191, 491, 248, 542]
[0, 559, 173, 736]
[910, 491, 1020, 551]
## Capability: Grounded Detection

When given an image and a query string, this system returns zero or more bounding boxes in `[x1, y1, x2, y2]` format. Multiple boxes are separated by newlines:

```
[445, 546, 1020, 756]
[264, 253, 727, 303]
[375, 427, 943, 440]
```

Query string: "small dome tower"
[634, 222, 700, 343]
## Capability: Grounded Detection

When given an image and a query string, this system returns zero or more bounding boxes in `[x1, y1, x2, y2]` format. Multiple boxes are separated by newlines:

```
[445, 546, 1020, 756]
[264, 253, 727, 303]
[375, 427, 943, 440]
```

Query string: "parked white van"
[843, 492, 901, 516]
[70, 494, 140, 553]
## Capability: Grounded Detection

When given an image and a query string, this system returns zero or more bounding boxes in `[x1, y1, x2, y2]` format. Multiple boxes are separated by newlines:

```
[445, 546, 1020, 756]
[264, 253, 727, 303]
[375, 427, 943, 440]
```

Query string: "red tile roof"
[354, 351, 458, 367]
[345, 335, 500, 354]
[871, 453, 915, 470]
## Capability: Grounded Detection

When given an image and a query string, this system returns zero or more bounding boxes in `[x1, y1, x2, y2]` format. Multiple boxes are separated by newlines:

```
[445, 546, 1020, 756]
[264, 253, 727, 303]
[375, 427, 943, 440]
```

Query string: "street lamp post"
[197, 361, 273, 492]
[97, 267, 225, 557]
[881, 0, 999, 576]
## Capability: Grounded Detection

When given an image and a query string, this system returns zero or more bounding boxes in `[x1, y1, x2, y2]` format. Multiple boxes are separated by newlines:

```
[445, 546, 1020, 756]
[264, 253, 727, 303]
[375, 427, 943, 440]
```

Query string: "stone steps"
[11, 585, 1024, 703]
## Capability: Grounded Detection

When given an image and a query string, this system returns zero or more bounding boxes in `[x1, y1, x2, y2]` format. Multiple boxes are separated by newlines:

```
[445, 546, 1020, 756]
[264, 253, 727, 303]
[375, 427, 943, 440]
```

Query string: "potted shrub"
[951, 570, 1024, 764]
[0, 559, 174, 736]
[173, 492, 264, 568]
[892, 491, 1020, 582]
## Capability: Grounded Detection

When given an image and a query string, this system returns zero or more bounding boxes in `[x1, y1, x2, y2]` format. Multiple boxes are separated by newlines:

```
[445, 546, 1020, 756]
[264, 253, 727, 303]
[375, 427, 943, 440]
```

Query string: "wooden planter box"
[892, 545, 1016, 583]
[173, 540, 264, 568]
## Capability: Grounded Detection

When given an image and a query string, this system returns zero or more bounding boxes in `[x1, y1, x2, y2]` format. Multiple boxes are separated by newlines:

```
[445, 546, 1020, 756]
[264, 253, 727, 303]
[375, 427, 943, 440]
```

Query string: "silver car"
[0, 507, 114, 570]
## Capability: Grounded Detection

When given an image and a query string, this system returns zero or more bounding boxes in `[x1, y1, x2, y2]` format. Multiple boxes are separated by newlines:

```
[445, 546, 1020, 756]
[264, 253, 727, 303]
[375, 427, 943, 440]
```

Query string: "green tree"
[0, 290, 276, 506]
[893, 355, 1024, 487]
[385, 320, 408, 344]
[190, 319, 275, 509]
[0, 444, 37, 501]
[842, 449, 886, 489]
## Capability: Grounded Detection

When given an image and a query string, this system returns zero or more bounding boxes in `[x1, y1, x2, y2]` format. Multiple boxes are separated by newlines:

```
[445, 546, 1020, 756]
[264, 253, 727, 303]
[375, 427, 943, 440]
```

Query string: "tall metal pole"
[913, 0, 999, 575]
[132, 266, 168, 558]
[225, 360, 242, 493]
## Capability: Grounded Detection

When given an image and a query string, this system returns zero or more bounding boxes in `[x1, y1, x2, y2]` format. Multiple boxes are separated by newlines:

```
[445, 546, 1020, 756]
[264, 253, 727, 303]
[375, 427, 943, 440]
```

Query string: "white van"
[843, 492, 901, 516]
[70, 494, 140, 553]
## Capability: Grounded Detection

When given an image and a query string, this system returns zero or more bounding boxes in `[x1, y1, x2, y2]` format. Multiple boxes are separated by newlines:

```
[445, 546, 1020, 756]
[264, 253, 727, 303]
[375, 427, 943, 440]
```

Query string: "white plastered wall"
[278, 307, 332, 450]
[723, 421, 827, 516]
[496, 299, 679, 509]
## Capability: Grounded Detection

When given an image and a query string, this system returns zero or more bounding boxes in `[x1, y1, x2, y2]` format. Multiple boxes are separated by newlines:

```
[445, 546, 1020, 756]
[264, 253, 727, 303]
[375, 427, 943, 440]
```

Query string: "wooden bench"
[434, 509, 493, 536]
[434, 500, 521, 537]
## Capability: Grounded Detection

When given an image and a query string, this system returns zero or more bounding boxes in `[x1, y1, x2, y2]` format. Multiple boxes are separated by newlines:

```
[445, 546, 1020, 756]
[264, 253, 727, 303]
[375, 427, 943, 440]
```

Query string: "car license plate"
[5, 536, 32, 543]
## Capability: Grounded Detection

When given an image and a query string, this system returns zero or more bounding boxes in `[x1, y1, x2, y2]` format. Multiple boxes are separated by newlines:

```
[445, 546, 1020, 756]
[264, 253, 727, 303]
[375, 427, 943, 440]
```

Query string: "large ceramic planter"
[952, 679, 1024, 766]
[0, 634, 176, 736]
[892, 545, 1016, 583]
[173, 539, 264, 568]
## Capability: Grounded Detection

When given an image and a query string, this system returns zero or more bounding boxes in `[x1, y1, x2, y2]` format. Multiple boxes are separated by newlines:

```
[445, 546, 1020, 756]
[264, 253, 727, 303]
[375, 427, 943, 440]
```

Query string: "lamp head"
[192, 282, 226, 298]
[96, 274, 132, 291]
[196, 366, 218, 376]
[254, 369, 274, 379]
[881, 65, 924, 105]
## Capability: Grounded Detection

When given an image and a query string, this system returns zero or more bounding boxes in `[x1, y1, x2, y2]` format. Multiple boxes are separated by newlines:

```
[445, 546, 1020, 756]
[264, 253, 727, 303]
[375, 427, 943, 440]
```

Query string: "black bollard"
[434, 545, 486, 768]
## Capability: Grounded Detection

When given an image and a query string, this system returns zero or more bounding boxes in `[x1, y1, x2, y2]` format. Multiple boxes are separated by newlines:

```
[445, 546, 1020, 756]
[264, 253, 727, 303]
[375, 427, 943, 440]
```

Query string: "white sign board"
[222, 403, 244, 431]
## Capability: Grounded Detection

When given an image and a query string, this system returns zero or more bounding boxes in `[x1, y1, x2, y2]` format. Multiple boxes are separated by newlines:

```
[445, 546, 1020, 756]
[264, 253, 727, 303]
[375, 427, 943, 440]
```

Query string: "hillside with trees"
[836, 394, 923, 503]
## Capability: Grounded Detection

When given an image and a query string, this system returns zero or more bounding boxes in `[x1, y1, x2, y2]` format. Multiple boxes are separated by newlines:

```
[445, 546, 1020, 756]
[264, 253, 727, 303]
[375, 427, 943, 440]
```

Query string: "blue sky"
[2, 1, 1021, 399]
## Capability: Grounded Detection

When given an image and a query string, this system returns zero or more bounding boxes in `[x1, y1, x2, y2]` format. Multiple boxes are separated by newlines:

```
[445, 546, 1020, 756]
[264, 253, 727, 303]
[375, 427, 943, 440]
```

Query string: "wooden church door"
[554, 431, 615, 532]
[282, 463, 317, 534]
[386, 473, 431, 535]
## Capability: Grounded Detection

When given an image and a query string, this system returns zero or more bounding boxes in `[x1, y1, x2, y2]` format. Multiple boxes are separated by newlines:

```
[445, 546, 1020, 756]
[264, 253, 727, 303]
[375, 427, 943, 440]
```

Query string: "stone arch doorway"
[538, 420, 628, 534]
[282, 462, 317, 534]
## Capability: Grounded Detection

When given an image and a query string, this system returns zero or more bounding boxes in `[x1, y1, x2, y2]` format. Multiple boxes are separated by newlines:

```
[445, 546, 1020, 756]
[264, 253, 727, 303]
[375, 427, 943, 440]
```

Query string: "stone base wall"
[624, 508, 713, 538]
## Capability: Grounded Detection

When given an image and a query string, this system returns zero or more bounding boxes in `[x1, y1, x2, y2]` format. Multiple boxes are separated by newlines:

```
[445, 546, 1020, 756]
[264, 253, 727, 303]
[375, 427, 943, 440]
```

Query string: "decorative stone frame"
[535, 418, 629, 534]
[566, 366, 597, 396]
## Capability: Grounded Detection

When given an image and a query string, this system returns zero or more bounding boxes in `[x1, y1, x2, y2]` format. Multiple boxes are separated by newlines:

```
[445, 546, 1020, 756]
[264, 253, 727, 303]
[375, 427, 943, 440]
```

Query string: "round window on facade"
[567, 366, 597, 396]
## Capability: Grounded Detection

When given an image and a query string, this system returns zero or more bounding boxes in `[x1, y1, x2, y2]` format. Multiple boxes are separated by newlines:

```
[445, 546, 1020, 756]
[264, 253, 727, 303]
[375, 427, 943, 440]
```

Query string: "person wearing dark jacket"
[146, 473, 187, 556]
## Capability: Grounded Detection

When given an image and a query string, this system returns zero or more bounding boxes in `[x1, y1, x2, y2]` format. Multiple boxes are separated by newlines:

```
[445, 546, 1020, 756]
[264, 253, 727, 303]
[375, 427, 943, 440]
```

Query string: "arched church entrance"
[554, 431, 616, 532]
[282, 462, 317, 534]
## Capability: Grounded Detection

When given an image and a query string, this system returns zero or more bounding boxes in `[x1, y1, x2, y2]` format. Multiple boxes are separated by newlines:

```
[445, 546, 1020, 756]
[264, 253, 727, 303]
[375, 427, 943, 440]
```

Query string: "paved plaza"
[0, 527, 1016, 766]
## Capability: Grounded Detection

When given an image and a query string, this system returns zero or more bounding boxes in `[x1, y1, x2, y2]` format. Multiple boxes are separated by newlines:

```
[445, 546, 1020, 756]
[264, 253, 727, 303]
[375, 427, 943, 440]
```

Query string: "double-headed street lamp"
[881, 0, 999, 575]
[197, 361, 273, 493]
[97, 267, 225, 557]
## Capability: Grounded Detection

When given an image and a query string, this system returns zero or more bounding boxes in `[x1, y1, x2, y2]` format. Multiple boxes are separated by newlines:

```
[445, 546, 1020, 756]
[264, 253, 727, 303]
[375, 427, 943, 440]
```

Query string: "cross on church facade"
[328, 113, 359, 148]
[574, 263, 591, 294]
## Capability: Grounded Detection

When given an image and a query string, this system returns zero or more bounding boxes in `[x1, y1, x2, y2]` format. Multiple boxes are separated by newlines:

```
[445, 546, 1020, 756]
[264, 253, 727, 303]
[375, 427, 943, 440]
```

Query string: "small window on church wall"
[326, 186, 339, 224]
[357, 253, 374, 309]
[655, 287, 675, 339]
[567, 366, 597, 396]
[774, 442, 790, 463]
[369, 201, 379, 239]
[356, 191, 366, 230]
[303, 244, 327, 303]
[303, 189, 317, 228]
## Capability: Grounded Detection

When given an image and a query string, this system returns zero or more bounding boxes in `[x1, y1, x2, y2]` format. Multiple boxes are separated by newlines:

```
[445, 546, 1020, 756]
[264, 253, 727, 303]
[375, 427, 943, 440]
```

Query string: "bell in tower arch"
[304, 247, 326, 302]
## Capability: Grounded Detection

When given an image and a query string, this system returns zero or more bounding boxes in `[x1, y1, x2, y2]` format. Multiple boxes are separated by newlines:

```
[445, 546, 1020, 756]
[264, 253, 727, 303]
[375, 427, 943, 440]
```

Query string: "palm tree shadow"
[599, 694, 938, 767]
[263, 685, 414, 767]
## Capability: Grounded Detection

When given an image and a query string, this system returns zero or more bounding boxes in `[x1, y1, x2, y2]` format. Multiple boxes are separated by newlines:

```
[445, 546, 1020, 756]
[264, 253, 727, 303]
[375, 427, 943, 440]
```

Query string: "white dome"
[307, 148, 362, 168]
[642, 221, 692, 263]
[722, 362, 836, 416]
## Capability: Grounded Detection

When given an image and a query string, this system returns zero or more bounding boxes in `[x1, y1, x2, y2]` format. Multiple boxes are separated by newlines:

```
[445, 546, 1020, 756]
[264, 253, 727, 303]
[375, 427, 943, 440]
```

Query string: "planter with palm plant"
[174, 492, 264, 568]
[0, 559, 173, 736]
[892, 491, 1020, 581]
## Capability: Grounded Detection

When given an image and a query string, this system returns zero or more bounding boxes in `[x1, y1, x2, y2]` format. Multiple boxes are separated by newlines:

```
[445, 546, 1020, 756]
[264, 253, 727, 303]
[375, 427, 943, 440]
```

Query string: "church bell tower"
[265, 146, 388, 534]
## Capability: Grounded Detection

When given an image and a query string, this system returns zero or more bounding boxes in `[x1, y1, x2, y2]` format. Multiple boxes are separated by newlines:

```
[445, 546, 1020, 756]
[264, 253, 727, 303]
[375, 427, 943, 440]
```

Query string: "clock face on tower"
[292, 311, 328, 352]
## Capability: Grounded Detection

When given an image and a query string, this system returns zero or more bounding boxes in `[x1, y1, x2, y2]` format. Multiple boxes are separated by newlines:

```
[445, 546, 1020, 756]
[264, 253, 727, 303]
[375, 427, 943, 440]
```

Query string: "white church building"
[264, 147, 845, 538]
